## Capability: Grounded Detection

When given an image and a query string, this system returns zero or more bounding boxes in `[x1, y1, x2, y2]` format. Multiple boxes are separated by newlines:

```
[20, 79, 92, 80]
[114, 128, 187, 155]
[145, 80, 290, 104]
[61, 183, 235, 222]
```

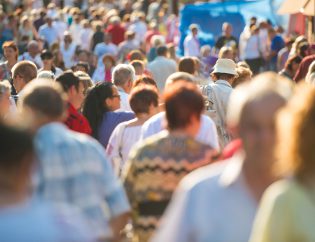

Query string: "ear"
[104, 97, 112, 109]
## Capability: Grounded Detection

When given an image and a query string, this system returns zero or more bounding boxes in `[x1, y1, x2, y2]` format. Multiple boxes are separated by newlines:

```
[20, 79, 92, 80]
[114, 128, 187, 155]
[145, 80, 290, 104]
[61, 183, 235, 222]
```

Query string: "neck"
[242, 158, 276, 201]
[7, 59, 16, 68]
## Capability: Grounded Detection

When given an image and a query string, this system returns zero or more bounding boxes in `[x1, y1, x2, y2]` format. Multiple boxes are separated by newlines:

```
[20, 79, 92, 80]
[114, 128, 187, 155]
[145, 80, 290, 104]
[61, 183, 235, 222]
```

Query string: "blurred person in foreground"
[19, 81, 130, 242]
[152, 72, 293, 242]
[123, 81, 216, 242]
[0, 123, 95, 242]
[250, 83, 315, 242]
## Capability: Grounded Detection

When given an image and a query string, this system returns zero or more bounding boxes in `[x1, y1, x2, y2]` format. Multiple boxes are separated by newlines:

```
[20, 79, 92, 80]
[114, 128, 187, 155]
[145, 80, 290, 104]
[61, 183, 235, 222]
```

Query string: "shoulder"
[179, 161, 227, 194]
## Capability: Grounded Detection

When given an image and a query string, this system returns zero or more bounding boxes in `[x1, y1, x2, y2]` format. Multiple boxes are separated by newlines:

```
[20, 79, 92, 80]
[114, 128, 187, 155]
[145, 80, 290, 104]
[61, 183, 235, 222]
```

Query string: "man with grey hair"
[19, 80, 130, 242]
[152, 72, 293, 242]
[18, 40, 43, 68]
[112, 63, 136, 111]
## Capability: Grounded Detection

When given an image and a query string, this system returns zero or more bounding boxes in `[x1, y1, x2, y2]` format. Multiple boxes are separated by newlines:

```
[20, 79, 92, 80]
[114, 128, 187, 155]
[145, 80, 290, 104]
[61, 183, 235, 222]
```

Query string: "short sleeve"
[249, 183, 291, 242]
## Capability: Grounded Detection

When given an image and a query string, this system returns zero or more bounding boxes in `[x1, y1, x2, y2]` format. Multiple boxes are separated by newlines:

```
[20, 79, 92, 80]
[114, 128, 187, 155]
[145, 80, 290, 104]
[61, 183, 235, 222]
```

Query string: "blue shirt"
[271, 35, 285, 63]
[0, 198, 94, 242]
[34, 123, 130, 239]
[98, 111, 135, 148]
[38, 24, 59, 46]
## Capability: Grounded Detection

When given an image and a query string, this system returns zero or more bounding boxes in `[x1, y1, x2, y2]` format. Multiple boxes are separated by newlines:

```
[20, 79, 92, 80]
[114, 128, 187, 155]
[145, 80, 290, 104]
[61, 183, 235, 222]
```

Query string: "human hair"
[129, 86, 159, 114]
[164, 72, 195, 89]
[2, 41, 19, 60]
[0, 123, 34, 177]
[218, 46, 233, 59]
[112, 64, 135, 86]
[19, 81, 67, 119]
[150, 35, 165, 47]
[55, 70, 80, 92]
[156, 45, 168, 56]
[74, 71, 93, 95]
[212, 72, 235, 81]
[285, 55, 302, 72]
[75, 61, 90, 73]
[127, 50, 144, 62]
[133, 76, 158, 89]
[11, 61, 37, 84]
[102, 54, 116, 66]
[130, 60, 144, 70]
[226, 72, 293, 128]
[233, 66, 252, 88]
[82, 82, 114, 138]
[306, 72, 315, 86]
[0, 80, 11, 98]
[276, 84, 315, 180]
[164, 81, 204, 130]
[178, 57, 196, 74]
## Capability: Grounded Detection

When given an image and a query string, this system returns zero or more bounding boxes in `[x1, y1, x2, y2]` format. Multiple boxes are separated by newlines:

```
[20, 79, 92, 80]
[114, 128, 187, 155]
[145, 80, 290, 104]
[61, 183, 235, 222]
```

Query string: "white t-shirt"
[60, 42, 77, 69]
[106, 120, 142, 175]
[140, 112, 219, 150]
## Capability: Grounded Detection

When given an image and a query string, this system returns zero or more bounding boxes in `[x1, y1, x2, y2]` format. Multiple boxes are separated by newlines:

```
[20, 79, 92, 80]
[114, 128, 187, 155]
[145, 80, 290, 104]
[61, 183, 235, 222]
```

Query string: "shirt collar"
[215, 79, 233, 88]
[117, 86, 127, 94]
[219, 152, 245, 187]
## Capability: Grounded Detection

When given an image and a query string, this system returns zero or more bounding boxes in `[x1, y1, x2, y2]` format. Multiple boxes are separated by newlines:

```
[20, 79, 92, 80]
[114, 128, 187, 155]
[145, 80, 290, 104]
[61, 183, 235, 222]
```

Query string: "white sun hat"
[212, 58, 237, 76]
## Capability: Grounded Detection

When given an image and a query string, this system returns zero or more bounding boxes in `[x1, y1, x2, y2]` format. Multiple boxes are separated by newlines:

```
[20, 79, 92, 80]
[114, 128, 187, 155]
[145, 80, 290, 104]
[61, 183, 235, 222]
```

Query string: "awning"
[278, 0, 315, 16]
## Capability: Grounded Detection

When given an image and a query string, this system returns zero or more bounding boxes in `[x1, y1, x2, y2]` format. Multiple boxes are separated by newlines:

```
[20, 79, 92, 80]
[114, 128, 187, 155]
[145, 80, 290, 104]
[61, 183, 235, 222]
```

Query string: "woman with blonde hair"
[250, 83, 315, 242]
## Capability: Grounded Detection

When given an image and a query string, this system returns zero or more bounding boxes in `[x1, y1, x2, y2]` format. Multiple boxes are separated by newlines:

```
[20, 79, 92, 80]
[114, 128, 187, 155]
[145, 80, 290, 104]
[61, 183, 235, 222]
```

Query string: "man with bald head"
[152, 73, 293, 242]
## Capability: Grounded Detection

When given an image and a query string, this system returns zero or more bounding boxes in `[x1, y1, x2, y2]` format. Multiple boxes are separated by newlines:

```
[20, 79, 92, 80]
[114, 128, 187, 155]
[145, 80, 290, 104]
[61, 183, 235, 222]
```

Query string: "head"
[211, 58, 237, 83]
[104, 33, 112, 44]
[0, 80, 11, 118]
[285, 55, 302, 74]
[267, 28, 276, 40]
[133, 76, 158, 89]
[276, 84, 315, 181]
[82, 82, 120, 138]
[200, 45, 211, 57]
[222, 22, 232, 37]
[156, 45, 168, 57]
[63, 32, 73, 44]
[40, 49, 54, 68]
[2, 41, 18, 61]
[129, 85, 159, 116]
[27, 41, 40, 57]
[218, 46, 234, 60]
[232, 66, 252, 88]
[164, 72, 195, 89]
[74, 61, 90, 73]
[189, 24, 198, 37]
[130, 60, 145, 76]
[151, 35, 165, 48]
[102, 55, 116, 70]
[226, 72, 293, 169]
[45, 17, 53, 26]
[127, 50, 144, 62]
[37, 71, 55, 81]
[55, 71, 85, 110]
[19, 81, 67, 129]
[74, 71, 93, 96]
[12, 61, 38, 93]
[163, 81, 204, 136]
[112, 64, 136, 93]
[77, 50, 90, 62]
[178, 57, 196, 75]
[0, 124, 34, 196]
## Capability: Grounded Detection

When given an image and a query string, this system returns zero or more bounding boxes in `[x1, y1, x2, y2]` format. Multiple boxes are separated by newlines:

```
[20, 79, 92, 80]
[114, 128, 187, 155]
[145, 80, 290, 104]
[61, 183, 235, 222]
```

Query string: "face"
[28, 44, 39, 56]
[4, 47, 17, 60]
[239, 95, 285, 167]
[42, 56, 53, 67]
[103, 58, 113, 69]
[70, 82, 85, 110]
[224, 24, 232, 36]
[13, 74, 25, 93]
[0, 90, 11, 117]
[105, 86, 121, 111]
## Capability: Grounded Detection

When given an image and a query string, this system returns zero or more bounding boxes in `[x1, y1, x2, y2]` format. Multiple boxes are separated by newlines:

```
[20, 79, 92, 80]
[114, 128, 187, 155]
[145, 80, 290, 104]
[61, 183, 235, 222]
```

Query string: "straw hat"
[212, 58, 237, 76]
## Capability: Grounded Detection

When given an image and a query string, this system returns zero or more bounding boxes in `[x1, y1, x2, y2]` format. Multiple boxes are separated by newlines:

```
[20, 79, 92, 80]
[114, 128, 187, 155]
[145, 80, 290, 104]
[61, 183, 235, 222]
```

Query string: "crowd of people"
[1, 0, 315, 242]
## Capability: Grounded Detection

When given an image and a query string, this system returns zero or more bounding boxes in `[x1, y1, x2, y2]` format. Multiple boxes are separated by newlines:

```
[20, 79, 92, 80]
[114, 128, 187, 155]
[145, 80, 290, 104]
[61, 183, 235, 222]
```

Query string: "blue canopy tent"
[179, 0, 287, 55]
